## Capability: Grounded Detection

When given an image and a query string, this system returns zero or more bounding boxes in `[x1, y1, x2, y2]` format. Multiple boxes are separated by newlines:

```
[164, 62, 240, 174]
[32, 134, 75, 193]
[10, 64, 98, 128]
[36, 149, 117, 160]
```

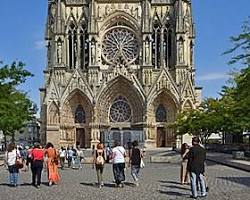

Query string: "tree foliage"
[0, 61, 34, 142]
[174, 18, 250, 143]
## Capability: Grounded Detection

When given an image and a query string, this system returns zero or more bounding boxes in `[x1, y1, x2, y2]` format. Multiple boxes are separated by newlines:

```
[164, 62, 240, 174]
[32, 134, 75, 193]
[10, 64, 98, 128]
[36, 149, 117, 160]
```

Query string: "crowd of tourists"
[4, 137, 208, 198]
[4, 140, 145, 189]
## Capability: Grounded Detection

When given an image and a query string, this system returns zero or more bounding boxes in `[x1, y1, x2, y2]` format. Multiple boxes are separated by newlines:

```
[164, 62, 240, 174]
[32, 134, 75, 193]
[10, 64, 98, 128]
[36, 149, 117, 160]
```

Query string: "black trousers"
[31, 160, 43, 186]
[113, 163, 125, 185]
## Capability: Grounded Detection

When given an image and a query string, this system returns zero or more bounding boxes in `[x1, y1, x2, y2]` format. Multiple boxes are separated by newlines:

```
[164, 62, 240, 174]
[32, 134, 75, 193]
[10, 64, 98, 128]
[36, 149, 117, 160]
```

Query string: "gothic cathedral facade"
[40, 0, 202, 148]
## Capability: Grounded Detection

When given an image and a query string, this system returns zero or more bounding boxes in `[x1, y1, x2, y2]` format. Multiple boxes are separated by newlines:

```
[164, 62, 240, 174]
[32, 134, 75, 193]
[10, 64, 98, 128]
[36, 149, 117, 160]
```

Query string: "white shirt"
[5, 149, 20, 166]
[112, 146, 126, 164]
[59, 149, 66, 158]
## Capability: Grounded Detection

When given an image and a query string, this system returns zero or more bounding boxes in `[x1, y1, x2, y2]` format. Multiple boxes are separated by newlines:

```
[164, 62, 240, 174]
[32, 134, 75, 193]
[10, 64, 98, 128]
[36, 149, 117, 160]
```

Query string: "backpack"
[96, 150, 104, 165]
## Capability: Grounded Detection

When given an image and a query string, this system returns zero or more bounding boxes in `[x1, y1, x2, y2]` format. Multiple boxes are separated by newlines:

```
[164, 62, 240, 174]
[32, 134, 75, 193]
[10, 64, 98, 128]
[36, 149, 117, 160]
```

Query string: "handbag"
[15, 150, 23, 169]
[15, 158, 23, 169]
[140, 159, 145, 169]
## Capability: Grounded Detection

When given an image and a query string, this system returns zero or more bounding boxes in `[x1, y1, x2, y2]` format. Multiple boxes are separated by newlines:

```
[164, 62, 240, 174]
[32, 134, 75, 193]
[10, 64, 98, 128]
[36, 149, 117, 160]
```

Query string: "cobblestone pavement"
[0, 162, 249, 200]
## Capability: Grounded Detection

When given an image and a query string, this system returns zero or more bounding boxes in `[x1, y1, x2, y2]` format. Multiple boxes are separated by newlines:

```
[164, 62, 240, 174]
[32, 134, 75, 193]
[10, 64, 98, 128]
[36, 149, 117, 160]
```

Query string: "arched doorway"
[148, 91, 178, 147]
[96, 76, 145, 147]
[61, 89, 93, 148]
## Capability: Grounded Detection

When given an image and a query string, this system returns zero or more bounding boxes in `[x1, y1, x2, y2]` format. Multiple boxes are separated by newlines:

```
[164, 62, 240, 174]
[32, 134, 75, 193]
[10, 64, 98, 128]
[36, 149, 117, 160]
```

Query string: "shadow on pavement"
[217, 177, 250, 187]
[0, 183, 10, 186]
[80, 182, 95, 187]
[80, 182, 117, 188]
[159, 180, 181, 185]
[158, 190, 188, 197]
[162, 185, 190, 191]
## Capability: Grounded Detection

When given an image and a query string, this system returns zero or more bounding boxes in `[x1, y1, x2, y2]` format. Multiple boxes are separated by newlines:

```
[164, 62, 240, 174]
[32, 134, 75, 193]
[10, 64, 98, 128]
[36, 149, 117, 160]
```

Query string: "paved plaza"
[0, 161, 249, 200]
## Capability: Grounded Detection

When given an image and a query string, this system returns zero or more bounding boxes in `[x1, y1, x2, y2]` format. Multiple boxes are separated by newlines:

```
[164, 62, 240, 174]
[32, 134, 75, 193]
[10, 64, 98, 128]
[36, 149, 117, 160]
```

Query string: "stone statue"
[91, 40, 96, 65]
[178, 41, 184, 64]
[57, 42, 62, 64]
[105, 5, 110, 16]
[145, 39, 150, 64]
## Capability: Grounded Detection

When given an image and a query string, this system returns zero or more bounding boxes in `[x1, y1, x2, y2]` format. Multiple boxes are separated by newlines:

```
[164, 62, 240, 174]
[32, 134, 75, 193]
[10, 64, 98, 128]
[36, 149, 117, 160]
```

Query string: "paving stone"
[0, 161, 249, 200]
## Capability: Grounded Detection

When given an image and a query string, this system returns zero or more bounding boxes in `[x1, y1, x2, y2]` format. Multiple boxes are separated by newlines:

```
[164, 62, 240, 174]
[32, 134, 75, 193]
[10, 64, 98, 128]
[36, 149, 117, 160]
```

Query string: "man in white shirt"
[111, 141, 126, 187]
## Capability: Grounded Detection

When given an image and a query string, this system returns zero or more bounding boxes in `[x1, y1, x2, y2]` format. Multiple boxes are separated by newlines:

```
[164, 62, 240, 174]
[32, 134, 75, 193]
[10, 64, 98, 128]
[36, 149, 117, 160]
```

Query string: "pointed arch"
[96, 75, 144, 124]
[48, 101, 59, 125]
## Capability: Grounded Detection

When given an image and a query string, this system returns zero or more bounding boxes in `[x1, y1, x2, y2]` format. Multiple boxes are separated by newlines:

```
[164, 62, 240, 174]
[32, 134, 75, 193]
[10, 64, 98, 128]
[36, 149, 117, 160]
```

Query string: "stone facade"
[40, 0, 202, 148]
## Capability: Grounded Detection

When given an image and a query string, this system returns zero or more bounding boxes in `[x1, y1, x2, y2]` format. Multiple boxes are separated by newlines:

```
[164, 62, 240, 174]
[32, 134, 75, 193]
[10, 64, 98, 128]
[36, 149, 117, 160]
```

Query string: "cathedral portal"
[40, 0, 202, 148]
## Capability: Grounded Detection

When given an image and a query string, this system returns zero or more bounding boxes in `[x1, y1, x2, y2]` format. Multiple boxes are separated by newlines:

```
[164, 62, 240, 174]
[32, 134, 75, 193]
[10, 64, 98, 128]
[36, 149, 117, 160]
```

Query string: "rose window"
[102, 26, 139, 65]
[110, 96, 132, 122]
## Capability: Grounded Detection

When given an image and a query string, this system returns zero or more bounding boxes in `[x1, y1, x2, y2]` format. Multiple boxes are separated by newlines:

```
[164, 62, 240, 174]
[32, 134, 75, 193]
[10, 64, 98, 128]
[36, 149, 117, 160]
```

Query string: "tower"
[40, 0, 201, 148]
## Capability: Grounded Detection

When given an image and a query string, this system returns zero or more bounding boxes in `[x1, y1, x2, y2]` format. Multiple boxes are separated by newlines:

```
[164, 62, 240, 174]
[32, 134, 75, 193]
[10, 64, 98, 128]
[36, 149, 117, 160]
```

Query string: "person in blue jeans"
[187, 137, 207, 199]
[5, 143, 21, 187]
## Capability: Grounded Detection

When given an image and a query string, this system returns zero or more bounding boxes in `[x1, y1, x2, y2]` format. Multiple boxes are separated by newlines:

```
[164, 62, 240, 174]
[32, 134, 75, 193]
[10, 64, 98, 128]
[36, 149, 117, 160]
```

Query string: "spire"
[56, 0, 63, 34]
[176, 0, 184, 33]
[89, 0, 96, 33]
[143, 0, 151, 32]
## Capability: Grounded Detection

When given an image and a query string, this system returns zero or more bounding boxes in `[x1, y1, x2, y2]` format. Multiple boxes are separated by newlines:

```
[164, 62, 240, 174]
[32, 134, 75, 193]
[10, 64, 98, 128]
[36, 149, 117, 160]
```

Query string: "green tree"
[224, 17, 250, 132]
[0, 61, 34, 147]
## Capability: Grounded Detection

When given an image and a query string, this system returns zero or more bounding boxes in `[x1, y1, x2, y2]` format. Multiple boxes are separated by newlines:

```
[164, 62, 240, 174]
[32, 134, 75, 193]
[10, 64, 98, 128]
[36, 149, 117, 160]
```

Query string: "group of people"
[180, 137, 208, 199]
[58, 146, 84, 169]
[5, 142, 60, 188]
[92, 140, 144, 188]
[4, 140, 144, 189]
[5, 137, 207, 198]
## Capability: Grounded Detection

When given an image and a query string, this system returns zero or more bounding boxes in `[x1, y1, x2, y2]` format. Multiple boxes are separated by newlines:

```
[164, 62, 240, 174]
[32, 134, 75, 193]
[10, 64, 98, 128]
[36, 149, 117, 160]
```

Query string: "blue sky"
[0, 0, 249, 112]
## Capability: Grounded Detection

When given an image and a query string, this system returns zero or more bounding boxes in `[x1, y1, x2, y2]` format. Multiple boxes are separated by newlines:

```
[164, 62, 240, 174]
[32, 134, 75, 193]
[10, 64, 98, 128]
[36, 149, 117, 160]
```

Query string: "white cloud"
[35, 40, 46, 50]
[197, 73, 229, 81]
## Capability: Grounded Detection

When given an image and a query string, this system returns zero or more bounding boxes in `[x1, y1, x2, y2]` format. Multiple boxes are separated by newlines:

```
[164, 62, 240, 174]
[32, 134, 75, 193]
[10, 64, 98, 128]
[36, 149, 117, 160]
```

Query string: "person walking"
[111, 141, 126, 187]
[31, 143, 44, 188]
[129, 140, 143, 186]
[5, 143, 21, 187]
[66, 147, 74, 168]
[77, 147, 84, 170]
[92, 143, 105, 188]
[105, 144, 112, 163]
[59, 147, 66, 170]
[44, 143, 60, 186]
[187, 137, 207, 199]
[180, 143, 190, 185]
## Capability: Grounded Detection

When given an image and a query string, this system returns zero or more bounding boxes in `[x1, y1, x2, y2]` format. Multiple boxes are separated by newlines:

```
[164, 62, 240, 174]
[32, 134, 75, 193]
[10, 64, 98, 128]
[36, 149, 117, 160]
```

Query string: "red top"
[32, 148, 44, 161]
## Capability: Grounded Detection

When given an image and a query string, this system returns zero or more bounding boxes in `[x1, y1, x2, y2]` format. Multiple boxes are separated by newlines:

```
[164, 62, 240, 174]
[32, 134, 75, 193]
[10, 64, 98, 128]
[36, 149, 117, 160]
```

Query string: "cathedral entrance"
[100, 128, 144, 148]
[76, 128, 85, 148]
[157, 127, 166, 147]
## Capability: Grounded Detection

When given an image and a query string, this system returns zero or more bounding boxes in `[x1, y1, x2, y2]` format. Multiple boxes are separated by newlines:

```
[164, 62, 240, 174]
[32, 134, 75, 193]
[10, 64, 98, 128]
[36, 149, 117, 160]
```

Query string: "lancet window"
[79, 23, 89, 70]
[152, 23, 172, 68]
[68, 23, 77, 69]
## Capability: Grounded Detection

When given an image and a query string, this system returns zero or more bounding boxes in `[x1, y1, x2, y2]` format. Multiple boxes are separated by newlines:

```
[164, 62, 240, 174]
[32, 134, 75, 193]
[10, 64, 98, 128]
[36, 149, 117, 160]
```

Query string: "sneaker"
[36, 185, 40, 189]
[49, 181, 53, 186]
[135, 182, 139, 187]
[190, 195, 197, 199]
[101, 182, 104, 186]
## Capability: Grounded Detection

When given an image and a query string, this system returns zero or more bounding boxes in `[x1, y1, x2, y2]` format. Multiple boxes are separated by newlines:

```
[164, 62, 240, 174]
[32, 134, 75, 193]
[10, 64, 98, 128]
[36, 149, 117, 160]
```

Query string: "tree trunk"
[4, 134, 7, 150]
